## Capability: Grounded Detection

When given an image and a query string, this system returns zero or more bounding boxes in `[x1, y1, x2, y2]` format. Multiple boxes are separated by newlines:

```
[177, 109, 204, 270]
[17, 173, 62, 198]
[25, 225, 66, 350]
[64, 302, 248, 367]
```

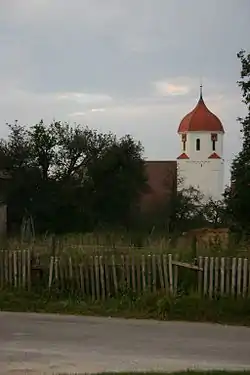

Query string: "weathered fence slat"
[137, 256, 141, 293]
[248, 260, 250, 298]
[214, 257, 219, 296]
[68, 257, 73, 282]
[220, 257, 225, 296]
[126, 255, 131, 289]
[157, 254, 164, 291]
[79, 264, 85, 295]
[18, 251, 21, 287]
[99, 256, 105, 301]
[85, 258, 90, 296]
[0, 251, 3, 288]
[173, 254, 179, 295]
[120, 255, 125, 286]
[111, 255, 118, 295]
[203, 257, 208, 296]
[27, 250, 31, 291]
[59, 258, 65, 290]
[152, 254, 157, 293]
[0, 250, 249, 301]
[168, 254, 173, 295]
[142, 255, 146, 291]
[198, 256, 203, 295]
[147, 255, 152, 292]
[163, 254, 169, 293]
[22, 251, 26, 289]
[231, 257, 236, 297]
[104, 256, 111, 297]
[242, 258, 248, 298]
[4, 251, 8, 285]
[54, 257, 59, 283]
[13, 251, 17, 288]
[90, 256, 95, 301]
[131, 255, 136, 293]
[226, 257, 230, 295]
[48, 256, 54, 289]
[237, 258, 242, 297]
[95, 256, 100, 301]
[209, 257, 214, 299]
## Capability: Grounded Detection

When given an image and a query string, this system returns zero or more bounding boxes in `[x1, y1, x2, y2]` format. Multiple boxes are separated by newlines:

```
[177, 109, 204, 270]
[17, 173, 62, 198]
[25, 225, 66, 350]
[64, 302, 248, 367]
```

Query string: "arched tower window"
[181, 134, 187, 152]
[211, 133, 217, 151]
[196, 138, 200, 151]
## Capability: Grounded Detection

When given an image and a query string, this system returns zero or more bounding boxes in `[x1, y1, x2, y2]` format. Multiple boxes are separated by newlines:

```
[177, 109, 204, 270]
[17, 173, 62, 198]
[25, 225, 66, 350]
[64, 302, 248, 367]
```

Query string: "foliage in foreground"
[224, 49, 250, 235]
[1, 289, 250, 326]
[0, 120, 147, 234]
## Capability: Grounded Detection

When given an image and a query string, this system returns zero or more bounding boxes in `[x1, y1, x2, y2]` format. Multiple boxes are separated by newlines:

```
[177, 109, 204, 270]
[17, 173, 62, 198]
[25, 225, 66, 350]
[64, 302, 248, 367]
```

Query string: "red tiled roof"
[208, 152, 221, 159]
[177, 153, 189, 159]
[178, 96, 224, 133]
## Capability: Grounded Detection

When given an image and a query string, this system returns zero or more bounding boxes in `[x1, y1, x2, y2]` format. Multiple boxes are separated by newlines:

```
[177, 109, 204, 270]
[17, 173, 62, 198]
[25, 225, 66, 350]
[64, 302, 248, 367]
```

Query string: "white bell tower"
[177, 86, 225, 201]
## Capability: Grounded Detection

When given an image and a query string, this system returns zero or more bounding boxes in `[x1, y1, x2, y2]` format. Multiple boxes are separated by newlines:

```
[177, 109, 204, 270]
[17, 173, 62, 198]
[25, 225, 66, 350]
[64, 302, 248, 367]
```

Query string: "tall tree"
[0, 120, 147, 234]
[224, 49, 250, 234]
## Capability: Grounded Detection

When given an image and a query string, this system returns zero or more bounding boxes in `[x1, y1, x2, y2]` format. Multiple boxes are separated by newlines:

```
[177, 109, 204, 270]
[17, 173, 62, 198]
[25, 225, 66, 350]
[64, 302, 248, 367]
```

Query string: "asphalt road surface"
[0, 312, 250, 374]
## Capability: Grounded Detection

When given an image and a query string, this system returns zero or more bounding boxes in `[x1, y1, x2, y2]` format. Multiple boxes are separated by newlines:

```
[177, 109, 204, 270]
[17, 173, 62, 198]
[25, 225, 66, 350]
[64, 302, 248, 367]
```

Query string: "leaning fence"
[0, 250, 249, 300]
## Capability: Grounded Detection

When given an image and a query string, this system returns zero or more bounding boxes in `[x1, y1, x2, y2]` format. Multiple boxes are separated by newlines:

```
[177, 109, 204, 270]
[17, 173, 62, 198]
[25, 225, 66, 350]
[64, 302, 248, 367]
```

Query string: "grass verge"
[1, 289, 250, 326]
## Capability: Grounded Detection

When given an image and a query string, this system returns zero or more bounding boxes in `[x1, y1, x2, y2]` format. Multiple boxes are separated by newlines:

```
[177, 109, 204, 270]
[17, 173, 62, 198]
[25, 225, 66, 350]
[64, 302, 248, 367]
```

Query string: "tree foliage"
[0, 120, 147, 234]
[224, 49, 250, 234]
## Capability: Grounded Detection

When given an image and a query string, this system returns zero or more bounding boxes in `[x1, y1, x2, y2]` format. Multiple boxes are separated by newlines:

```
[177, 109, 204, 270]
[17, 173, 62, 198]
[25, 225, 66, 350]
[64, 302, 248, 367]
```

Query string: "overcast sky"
[1, 0, 249, 184]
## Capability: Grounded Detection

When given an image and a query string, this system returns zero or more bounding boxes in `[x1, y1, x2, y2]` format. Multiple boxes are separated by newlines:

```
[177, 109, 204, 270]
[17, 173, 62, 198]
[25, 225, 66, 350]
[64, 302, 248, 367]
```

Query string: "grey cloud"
[1, 0, 249, 95]
[0, 0, 249, 185]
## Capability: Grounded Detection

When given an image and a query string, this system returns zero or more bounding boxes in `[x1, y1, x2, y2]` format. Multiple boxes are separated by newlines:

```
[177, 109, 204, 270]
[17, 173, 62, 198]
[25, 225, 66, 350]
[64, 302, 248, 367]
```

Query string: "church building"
[141, 87, 225, 212]
[177, 86, 225, 200]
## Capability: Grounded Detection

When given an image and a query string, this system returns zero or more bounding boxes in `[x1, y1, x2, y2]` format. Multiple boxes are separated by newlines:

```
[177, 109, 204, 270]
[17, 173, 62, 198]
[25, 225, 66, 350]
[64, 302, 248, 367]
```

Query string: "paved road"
[0, 312, 250, 374]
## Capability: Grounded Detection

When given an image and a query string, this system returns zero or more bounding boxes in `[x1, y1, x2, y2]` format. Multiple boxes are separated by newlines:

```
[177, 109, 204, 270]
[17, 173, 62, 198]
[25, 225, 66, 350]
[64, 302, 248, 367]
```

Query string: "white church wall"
[178, 129, 225, 201]
[178, 158, 224, 201]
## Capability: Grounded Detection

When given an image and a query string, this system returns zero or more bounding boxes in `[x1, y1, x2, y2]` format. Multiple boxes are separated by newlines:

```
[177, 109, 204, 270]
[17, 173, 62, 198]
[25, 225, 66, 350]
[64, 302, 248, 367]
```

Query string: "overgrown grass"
[1, 288, 250, 326]
[1, 230, 250, 259]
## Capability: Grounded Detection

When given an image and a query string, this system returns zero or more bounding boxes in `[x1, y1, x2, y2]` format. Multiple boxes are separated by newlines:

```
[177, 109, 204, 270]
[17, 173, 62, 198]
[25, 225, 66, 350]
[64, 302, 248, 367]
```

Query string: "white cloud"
[69, 112, 86, 117]
[56, 92, 113, 105]
[154, 81, 190, 96]
[91, 108, 106, 113]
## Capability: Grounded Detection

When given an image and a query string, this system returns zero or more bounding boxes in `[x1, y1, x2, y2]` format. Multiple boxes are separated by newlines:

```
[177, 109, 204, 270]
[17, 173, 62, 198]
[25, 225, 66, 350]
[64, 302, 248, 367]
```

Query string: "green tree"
[169, 185, 206, 233]
[203, 198, 227, 228]
[224, 49, 250, 234]
[0, 120, 147, 234]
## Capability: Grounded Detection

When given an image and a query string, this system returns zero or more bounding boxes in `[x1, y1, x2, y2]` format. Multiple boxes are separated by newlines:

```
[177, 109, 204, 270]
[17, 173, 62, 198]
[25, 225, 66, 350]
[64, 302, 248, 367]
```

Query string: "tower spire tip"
[199, 83, 203, 100]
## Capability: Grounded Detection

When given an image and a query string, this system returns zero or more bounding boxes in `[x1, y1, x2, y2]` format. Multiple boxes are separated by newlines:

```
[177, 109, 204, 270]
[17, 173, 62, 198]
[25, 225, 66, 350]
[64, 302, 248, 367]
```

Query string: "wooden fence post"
[237, 258, 242, 297]
[242, 258, 248, 298]
[203, 257, 208, 296]
[220, 257, 225, 296]
[209, 257, 214, 299]
[168, 254, 173, 295]
[198, 256, 203, 295]
[231, 257, 236, 297]
[111, 255, 118, 296]
[48, 256, 54, 289]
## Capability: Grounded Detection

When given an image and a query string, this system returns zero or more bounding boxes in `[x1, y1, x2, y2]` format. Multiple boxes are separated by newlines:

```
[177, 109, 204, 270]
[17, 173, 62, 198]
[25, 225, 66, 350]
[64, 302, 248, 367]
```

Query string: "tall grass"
[1, 230, 250, 259]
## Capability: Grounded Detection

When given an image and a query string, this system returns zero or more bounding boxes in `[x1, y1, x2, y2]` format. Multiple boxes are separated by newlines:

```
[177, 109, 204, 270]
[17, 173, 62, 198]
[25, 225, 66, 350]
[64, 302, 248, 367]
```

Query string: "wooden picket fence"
[0, 250, 31, 290]
[0, 250, 250, 299]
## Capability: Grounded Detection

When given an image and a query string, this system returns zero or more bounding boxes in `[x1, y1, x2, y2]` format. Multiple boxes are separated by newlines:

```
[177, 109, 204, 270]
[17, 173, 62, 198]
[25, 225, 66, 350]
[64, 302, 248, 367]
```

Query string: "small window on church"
[196, 138, 200, 151]
[212, 140, 216, 151]
[183, 141, 186, 151]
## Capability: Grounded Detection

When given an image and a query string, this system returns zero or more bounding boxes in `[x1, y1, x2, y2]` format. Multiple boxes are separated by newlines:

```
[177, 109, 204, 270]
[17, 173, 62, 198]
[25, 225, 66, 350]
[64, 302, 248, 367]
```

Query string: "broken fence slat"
[172, 260, 203, 271]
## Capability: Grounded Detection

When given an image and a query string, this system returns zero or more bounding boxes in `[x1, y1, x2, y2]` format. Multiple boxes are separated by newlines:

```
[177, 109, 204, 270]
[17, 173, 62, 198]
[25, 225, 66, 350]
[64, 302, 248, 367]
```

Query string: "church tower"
[177, 87, 225, 201]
